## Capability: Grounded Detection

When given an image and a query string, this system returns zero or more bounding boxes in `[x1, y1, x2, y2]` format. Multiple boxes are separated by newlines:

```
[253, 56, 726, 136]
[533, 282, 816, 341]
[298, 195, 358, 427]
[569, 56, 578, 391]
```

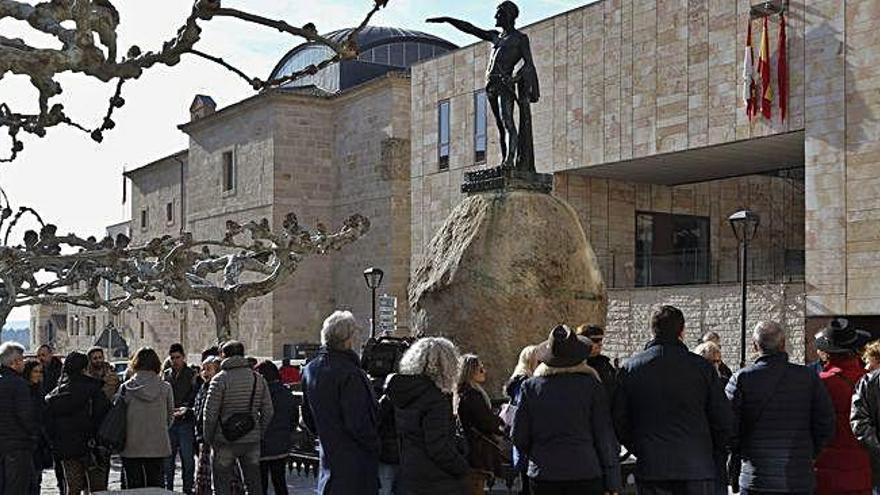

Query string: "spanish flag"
[758, 16, 773, 119]
[778, 13, 788, 121]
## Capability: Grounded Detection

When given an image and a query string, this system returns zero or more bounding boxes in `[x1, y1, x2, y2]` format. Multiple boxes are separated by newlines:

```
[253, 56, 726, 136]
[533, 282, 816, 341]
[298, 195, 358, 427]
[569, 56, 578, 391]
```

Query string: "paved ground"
[39, 457, 320, 494]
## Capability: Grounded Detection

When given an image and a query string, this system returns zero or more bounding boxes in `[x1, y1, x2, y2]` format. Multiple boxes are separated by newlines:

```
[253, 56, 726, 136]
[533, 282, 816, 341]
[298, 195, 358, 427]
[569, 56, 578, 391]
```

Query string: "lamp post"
[363, 267, 384, 339]
[729, 209, 760, 369]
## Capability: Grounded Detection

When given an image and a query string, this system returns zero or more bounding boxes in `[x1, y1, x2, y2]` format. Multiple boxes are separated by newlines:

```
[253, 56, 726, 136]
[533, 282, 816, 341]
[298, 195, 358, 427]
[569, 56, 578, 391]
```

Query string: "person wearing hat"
[814, 318, 873, 495]
[576, 324, 617, 400]
[612, 305, 732, 495]
[852, 341, 880, 494]
[725, 321, 835, 495]
[511, 325, 622, 495]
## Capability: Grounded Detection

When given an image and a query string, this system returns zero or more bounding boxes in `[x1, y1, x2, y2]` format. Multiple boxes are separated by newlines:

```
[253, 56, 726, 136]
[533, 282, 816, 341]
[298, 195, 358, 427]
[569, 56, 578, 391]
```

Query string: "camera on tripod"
[360, 335, 413, 380]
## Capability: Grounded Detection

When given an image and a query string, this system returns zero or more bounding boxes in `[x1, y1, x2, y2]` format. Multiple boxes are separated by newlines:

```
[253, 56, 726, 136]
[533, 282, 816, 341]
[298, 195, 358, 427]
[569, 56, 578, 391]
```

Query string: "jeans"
[165, 420, 196, 494]
[2, 449, 34, 495]
[122, 457, 164, 488]
[259, 458, 288, 495]
[378, 462, 397, 495]
[213, 442, 262, 495]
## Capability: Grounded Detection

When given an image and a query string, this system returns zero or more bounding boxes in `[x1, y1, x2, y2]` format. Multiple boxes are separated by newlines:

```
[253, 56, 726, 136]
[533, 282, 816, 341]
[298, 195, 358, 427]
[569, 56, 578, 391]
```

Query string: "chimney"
[189, 94, 217, 121]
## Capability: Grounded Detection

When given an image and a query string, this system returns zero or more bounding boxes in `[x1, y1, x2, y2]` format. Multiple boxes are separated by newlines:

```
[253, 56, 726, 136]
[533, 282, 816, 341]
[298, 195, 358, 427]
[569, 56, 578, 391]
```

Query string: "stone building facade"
[408, 0, 878, 362]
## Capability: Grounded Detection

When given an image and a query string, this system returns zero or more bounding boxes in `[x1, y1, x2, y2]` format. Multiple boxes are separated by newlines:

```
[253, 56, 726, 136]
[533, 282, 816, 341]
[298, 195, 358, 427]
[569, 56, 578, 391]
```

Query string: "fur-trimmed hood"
[533, 362, 600, 381]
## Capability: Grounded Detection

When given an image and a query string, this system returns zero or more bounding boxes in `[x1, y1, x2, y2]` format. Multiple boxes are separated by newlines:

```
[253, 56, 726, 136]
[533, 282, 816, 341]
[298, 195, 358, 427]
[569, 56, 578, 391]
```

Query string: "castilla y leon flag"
[742, 21, 758, 120]
[778, 13, 788, 121]
[758, 16, 773, 119]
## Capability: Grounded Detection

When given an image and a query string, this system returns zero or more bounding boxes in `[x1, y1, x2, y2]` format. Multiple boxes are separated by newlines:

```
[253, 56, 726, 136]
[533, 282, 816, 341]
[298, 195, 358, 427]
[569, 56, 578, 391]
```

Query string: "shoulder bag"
[221, 373, 258, 442]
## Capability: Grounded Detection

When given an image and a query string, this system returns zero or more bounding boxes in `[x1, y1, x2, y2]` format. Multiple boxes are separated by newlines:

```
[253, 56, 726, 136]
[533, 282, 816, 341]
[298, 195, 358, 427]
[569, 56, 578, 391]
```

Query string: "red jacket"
[816, 354, 872, 495]
[279, 365, 301, 385]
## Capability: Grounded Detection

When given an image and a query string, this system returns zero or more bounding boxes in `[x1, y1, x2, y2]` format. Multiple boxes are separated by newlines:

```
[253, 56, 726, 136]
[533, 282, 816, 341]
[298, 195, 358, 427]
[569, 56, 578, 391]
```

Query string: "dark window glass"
[405, 43, 419, 66]
[636, 212, 710, 286]
[222, 151, 235, 192]
[166, 202, 173, 223]
[438, 100, 450, 170]
[140, 209, 147, 229]
[389, 43, 404, 67]
[474, 90, 487, 163]
[374, 45, 389, 65]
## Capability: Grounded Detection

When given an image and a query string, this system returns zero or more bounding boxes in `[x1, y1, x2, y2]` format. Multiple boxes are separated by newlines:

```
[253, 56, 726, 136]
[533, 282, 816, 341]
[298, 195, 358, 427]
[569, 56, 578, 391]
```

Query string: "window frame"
[221, 149, 236, 195]
[635, 211, 711, 287]
[166, 201, 174, 225]
[140, 208, 148, 230]
[474, 90, 488, 164]
[438, 99, 451, 170]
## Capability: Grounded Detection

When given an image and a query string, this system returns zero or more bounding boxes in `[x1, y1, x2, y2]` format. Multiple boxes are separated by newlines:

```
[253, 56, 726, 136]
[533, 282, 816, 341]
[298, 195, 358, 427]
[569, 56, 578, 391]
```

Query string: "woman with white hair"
[386, 337, 469, 494]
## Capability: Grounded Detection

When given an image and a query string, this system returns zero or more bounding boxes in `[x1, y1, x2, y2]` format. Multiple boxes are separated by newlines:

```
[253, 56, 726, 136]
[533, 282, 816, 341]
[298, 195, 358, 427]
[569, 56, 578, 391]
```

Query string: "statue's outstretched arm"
[426, 16, 496, 42]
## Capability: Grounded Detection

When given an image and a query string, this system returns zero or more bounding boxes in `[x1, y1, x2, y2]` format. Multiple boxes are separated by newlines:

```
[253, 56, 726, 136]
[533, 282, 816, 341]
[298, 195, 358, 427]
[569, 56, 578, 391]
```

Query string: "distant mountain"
[2, 320, 30, 349]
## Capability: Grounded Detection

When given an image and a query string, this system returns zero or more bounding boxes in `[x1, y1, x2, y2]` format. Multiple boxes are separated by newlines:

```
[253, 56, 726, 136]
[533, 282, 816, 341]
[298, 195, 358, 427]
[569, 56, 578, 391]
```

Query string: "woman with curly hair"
[386, 337, 469, 495]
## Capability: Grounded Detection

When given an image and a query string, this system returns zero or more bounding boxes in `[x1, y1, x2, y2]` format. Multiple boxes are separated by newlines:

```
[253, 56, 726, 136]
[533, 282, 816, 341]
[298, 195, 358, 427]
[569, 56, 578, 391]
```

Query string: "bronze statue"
[428, 1, 540, 172]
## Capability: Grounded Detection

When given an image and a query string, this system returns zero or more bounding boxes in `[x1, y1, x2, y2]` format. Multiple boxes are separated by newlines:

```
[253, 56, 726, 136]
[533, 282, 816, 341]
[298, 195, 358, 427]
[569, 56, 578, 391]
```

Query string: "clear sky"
[0, 0, 593, 320]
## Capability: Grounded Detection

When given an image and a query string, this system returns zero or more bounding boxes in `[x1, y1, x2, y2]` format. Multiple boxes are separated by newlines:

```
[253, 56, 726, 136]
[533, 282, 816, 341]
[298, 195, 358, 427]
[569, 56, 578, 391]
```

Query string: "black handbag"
[98, 387, 127, 452]
[221, 374, 257, 442]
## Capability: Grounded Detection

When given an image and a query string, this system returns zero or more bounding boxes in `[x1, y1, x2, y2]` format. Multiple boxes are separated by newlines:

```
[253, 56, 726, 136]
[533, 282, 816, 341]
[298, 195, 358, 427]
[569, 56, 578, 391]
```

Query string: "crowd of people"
[0, 340, 299, 494]
[4, 305, 880, 495]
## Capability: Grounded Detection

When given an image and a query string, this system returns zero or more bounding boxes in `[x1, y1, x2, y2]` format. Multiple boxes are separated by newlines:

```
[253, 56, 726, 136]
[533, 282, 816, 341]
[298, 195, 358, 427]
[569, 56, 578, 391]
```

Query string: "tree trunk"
[210, 300, 241, 343]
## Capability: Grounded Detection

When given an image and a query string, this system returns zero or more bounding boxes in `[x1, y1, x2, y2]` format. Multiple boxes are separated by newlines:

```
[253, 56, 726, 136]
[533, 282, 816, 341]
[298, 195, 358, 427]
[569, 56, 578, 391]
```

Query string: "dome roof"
[268, 26, 457, 93]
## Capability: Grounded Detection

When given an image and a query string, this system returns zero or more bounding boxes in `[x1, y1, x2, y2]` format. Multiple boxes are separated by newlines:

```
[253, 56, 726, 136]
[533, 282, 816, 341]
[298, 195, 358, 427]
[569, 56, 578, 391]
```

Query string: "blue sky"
[0, 0, 596, 319]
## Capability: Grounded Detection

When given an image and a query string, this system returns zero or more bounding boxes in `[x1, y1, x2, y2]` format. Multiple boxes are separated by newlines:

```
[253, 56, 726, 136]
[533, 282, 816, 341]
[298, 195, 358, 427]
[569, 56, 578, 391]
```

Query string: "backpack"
[97, 387, 127, 452]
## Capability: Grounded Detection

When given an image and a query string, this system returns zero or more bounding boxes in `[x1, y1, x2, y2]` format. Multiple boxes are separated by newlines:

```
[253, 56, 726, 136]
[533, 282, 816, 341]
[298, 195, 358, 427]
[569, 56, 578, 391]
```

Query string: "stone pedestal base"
[461, 166, 553, 194]
[409, 190, 606, 396]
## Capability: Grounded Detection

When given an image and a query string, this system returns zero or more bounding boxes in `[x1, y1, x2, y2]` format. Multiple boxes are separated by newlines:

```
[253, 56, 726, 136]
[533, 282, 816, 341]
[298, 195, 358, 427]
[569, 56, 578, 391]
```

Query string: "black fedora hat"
[536, 324, 592, 368]
[815, 318, 872, 354]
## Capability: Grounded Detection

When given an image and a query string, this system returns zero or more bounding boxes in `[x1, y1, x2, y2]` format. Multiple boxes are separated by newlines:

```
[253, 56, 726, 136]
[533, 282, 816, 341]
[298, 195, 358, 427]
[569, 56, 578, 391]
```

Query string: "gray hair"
[399, 337, 460, 394]
[753, 321, 786, 354]
[701, 331, 721, 345]
[694, 341, 721, 361]
[320, 310, 360, 350]
[0, 342, 25, 367]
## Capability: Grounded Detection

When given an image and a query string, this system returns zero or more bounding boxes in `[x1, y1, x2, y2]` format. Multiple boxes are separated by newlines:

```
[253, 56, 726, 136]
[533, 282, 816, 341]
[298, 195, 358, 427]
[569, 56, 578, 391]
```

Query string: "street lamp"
[363, 267, 384, 339]
[729, 209, 760, 369]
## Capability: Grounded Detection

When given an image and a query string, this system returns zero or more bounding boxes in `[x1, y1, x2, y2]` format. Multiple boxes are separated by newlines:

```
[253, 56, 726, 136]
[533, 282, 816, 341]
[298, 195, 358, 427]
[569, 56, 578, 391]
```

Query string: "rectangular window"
[139, 321, 145, 339]
[222, 151, 235, 192]
[474, 90, 487, 163]
[140, 209, 147, 229]
[438, 100, 450, 170]
[166, 202, 173, 223]
[635, 212, 710, 287]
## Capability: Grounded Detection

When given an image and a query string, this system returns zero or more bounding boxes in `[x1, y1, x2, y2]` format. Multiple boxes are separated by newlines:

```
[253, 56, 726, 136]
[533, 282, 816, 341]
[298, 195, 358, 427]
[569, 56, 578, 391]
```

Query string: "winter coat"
[41, 356, 63, 396]
[45, 373, 110, 459]
[194, 381, 209, 445]
[512, 363, 622, 490]
[0, 366, 38, 452]
[816, 354, 872, 494]
[261, 381, 297, 459]
[587, 354, 617, 400]
[852, 369, 880, 485]
[203, 356, 274, 446]
[86, 361, 120, 400]
[456, 383, 504, 475]
[302, 347, 379, 495]
[378, 392, 399, 465]
[163, 364, 198, 423]
[120, 370, 174, 459]
[613, 338, 733, 482]
[505, 375, 529, 470]
[725, 352, 835, 493]
[386, 373, 469, 495]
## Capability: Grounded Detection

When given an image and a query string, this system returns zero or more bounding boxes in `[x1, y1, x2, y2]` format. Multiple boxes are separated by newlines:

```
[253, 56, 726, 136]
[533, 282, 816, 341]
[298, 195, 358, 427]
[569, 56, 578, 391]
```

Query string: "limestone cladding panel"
[554, 173, 804, 289]
[607, 282, 806, 367]
[129, 156, 185, 246]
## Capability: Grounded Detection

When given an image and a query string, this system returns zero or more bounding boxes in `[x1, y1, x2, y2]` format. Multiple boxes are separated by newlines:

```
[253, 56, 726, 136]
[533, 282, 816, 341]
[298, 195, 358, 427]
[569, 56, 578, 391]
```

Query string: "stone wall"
[605, 282, 806, 368]
[127, 152, 186, 245]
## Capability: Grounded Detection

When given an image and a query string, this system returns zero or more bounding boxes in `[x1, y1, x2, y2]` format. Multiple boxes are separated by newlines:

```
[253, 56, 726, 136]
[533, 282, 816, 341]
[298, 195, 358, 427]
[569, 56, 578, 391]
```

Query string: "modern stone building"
[34, 1, 880, 366]
[410, 0, 880, 364]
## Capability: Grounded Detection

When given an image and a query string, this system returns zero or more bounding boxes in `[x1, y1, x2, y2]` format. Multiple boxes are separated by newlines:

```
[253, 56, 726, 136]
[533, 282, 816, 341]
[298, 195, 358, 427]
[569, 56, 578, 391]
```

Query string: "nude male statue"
[428, 1, 540, 172]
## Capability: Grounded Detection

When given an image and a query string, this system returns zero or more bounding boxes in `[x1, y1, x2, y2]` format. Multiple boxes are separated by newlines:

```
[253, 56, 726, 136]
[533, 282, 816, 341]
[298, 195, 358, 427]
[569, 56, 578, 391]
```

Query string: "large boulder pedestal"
[410, 171, 606, 396]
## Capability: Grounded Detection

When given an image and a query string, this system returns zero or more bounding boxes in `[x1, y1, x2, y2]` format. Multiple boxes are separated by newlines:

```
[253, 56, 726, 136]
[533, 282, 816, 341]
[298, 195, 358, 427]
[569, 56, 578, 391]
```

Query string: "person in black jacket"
[24, 358, 52, 495]
[0, 342, 38, 494]
[613, 305, 733, 495]
[302, 311, 380, 494]
[512, 325, 622, 495]
[726, 321, 835, 495]
[45, 351, 112, 495]
[193, 355, 221, 495]
[386, 337, 469, 495]
[255, 360, 297, 495]
[37, 343, 66, 495]
[456, 354, 505, 495]
[576, 325, 617, 400]
[852, 355, 880, 493]
[377, 377, 400, 495]
[163, 342, 198, 495]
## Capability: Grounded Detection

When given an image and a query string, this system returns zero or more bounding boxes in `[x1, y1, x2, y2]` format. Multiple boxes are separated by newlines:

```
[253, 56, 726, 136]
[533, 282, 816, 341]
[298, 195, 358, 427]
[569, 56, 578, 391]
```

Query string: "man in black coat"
[163, 342, 198, 494]
[0, 342, 38, 494]
[302, 310, 380, 494]
[577, 324, 617, 400]
[726, 321, 835, 494]
[37, 343, 67, 494]
[613, 305, 733, 494]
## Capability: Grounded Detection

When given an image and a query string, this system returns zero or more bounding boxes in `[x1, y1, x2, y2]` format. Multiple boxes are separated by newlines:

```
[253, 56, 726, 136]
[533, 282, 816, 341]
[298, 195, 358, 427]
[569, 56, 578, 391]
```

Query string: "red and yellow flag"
[742, 21, 758, 120]
[758, 16, 773, 119]
[778, 13, 788, 121]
